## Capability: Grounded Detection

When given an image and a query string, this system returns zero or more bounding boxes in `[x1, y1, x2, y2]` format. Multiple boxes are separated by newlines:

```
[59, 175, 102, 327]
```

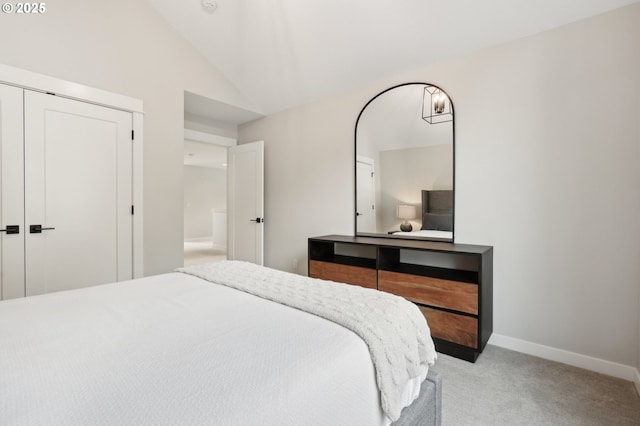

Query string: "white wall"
[379, 145, 453, 231]
[0, 0, 259, 276]
[240, 4, 640, 373]
[183, 166, 226, 240]
[185, 113, 238, 140]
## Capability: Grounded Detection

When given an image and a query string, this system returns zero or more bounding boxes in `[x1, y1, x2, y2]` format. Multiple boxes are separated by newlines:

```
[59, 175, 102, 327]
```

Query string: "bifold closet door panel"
[0, 84, 25, 300]
[24, 91, 133, 296]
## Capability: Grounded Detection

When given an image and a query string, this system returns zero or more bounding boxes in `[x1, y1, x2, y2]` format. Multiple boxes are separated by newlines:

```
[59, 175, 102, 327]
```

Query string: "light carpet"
[183, 241, 226, 266]
[430, 345, 640, 425]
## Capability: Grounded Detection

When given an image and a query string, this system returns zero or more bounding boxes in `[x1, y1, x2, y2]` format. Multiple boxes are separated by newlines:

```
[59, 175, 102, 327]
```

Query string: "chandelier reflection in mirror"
[422, 86, 453, 124]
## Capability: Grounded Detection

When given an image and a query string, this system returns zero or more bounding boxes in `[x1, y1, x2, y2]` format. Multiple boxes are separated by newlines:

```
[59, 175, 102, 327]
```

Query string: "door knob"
[0, 225, 19, 234]
[29, 224, 55, 234]
[250, 218, 264, 223]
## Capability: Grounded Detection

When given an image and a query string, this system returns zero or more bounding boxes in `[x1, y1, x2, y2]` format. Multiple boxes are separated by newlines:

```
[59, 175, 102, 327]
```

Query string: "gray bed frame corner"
[392, 369, 442, 426]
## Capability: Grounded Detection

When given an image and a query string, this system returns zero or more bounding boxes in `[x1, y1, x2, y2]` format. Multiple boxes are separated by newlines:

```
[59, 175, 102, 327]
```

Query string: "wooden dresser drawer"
[309, 260, 377, 289]
[378, 270, 478, 314]
[309, 236, 493, 362]
[419, 306, 478, 348]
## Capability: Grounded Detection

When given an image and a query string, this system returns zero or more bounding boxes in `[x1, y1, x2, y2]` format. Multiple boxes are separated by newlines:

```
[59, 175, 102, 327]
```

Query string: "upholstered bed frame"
[394, 369, 442, 426]
[421, 190, 453, 232]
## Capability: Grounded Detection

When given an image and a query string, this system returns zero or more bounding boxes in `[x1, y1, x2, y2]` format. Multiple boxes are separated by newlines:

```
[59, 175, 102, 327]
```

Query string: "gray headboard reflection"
[421, 190, 453, 232]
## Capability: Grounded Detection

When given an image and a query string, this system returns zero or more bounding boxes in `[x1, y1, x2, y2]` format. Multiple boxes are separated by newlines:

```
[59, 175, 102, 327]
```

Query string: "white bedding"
[0, 268, 429, 425]
[178, 261, 436, 421]
[392, 229, 453, 240]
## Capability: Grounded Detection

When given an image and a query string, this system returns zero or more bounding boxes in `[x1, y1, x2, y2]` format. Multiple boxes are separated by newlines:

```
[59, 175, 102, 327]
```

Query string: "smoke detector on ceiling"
[201, 0, 218, 13]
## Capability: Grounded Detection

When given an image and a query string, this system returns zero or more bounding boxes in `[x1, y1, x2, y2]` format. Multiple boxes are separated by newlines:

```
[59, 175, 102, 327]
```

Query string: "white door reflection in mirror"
[356, 156, 376, 233]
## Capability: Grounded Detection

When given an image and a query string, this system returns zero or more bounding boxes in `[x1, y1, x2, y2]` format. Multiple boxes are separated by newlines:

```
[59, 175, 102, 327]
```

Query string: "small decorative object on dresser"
[309, 235, 493, 362]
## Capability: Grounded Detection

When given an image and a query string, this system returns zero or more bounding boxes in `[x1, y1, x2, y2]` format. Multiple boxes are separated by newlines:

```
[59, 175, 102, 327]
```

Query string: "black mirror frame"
[354, 82, 455, 242]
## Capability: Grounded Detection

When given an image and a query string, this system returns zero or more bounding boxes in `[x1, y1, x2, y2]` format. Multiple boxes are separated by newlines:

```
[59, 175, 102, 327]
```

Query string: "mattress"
[0, 267, 436, 425]
[392, 229, 453, 240]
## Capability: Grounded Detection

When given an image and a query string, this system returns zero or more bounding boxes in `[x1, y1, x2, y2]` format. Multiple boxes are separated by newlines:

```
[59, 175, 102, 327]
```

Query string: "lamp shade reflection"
[396, 205, 417, 232]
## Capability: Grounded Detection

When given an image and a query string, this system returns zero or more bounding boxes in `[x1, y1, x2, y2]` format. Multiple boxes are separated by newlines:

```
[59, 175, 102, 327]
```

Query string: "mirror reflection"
[355, 83, 454, 241]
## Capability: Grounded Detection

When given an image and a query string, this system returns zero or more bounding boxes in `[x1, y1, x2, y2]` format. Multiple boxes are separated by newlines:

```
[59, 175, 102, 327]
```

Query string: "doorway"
[183, 139, 229, 266]
[182, 91, 264, 267]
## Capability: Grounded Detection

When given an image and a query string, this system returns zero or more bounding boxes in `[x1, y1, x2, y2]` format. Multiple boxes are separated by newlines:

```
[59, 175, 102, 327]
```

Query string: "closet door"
[24, 91, 133, 296]
[0, 84, 25, 300]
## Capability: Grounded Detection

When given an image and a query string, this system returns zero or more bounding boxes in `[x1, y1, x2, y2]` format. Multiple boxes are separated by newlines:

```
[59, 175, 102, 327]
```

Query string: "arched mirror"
[355, 82, 454, 241]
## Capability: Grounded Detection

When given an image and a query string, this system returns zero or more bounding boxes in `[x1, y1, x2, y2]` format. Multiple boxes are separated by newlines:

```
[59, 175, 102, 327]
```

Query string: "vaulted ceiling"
[147, 0, 639, 118]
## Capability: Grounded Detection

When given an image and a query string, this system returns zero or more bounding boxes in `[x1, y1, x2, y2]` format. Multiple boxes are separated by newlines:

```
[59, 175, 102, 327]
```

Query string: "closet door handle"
[0, 225, 19, 234]
[250, 218, 264, 223]
[29, 224, 55, 234]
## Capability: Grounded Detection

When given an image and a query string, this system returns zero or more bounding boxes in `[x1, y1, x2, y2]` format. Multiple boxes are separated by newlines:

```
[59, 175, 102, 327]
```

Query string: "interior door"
[24, 91, 133, 296]
[356, 159, 376, 233]
[0, 84, 25, 300]
[227, 141, 264, 265]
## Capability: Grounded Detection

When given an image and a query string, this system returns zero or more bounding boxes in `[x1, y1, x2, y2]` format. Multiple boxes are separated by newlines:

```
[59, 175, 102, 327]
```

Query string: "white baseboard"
[489, 333, 638, 383]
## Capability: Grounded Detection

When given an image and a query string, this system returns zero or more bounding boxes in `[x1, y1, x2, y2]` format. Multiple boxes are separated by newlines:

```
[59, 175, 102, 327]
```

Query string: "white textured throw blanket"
[177, 261, 437, 421]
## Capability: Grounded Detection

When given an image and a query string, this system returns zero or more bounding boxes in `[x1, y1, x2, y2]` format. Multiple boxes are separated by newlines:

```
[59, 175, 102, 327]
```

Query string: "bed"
[0, 261, 441, 425]
[393, 190, 453, 240]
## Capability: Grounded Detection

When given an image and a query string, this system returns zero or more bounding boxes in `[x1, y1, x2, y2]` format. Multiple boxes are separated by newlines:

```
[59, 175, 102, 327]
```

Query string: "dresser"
[308, 235, 493, 362]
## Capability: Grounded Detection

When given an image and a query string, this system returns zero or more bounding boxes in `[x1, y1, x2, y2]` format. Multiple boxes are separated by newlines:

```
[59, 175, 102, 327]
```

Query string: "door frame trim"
[0, 63, 143, 113]
[0, 63, 144, 278]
